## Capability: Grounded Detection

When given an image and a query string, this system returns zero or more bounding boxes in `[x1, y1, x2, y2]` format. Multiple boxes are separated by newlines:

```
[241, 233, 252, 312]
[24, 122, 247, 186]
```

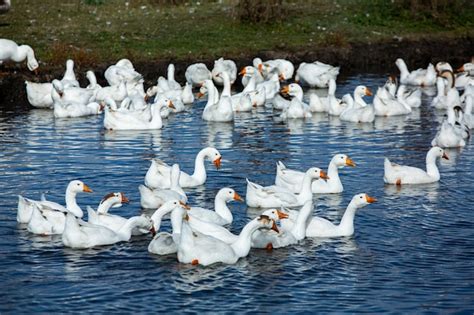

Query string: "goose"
[201, 79, 234, 122]
[431, 104, 466, 148]
[147, 200, 190, 255]
[279, 84, 312, 119]
[339, 86, 375, 123]
[260, 59, 294, 81]
[86, 70, 101, 90]
[397, 84, 422, 108]
[144, 147, 222, 189]
[384, 146, 448, 185]
[87, 192, 148, 235]
[51, 79, 95, 106]
[211, 57, 237, 86]
[251, 201, 311, 249]
[139, 164, 187, 209]
[438, 61, 473, 88]
[25, 180, 93, 235]
[374, 80, 412, 116]
[0, 38, 39, 72]
[177, 214, 278, 266]
[104, 59, 143, 87]
[305, 193, 376, 237]
[60, 59, 79, 88]
[103, 97, 174, 130]
[53, 101, 103, 118]
[188, 187, 243, 225]
[166, 64, 182, 90]
[181, 82, 194, 104]
[295, 61, 339, 88]
[241, 64, 265, 87]
[62, 213, 153, 249]
[16, 195, 36, 224]
[275, 154, 355, 193]
[457, 62, 474, 76]
[396, 58, 436, 86]
[246, 167, 327, 208]
[185, 63, 212, 87]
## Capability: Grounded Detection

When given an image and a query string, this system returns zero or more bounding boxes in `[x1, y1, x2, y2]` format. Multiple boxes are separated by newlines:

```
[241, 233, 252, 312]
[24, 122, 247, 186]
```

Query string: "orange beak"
[365, 88, 373, 96]
[280, 86, 290, 94]
[365, 195, 377, 203]
[197, 92, 204, 98]
[179, 201, 191, 210]
[345, 157, 356, 167]
[278, 73, 285, 81]
[168, 100, 175, 109]
[83, 184, 93, 193]
[213, 156, 222, 170]
[271, 220, 280, 233]
[456, 65, 464, 73]
[121, 193, 129, 203]
[258, 63, 263, 74]
[238, 68, 246, 76]
[442, 152, 449, 160]
[277, 210, 289, 219]
[319, 170, 329, 180]
[233, 192, 244, 202]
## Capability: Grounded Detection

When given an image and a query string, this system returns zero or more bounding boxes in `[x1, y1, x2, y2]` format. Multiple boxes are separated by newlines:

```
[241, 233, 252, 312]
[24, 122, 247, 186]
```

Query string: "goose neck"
[231, 219, 260, 258]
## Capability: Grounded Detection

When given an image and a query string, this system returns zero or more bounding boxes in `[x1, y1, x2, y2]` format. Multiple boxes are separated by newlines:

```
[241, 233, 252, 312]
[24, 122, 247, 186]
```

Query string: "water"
[1, 74, 473, 313]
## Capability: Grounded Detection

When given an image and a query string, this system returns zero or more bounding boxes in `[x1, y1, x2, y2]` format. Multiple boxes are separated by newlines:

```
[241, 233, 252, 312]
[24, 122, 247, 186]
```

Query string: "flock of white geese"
[2, 38, 473, 266]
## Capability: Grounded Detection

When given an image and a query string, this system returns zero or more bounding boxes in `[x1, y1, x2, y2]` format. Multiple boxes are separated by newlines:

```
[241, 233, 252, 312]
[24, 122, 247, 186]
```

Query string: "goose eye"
[360, 196, 363, 199]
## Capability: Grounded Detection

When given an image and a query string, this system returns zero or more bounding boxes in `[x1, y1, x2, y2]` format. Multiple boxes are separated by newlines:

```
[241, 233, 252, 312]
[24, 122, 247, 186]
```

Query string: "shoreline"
[0, 35, 473, 110]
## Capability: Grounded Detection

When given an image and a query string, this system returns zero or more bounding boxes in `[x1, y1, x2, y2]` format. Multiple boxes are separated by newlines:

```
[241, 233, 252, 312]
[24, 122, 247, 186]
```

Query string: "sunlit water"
[1, 74, 473, 313]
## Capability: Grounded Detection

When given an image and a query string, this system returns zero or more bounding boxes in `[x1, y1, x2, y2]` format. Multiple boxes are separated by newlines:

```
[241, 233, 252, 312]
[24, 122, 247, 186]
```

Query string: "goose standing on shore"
[0, 38, 39, 72]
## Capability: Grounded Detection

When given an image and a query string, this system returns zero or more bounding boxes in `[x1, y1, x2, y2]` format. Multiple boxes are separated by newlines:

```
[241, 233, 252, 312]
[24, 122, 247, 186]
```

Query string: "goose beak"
[442, 152, 449, 160]
[121, 193, 129, 203]
[144, 95, 150, 102]
[168, 100, 175, 109]
[319, 170, 329, 180]
[150, 225, 156, 236]
[238, 68, 246, 76]
[213, 156, 222, 170]
[365, 195, 377, 203]
[345, 157, 356, 167]
[83, 184, 93, 193]
[179, 201, 191, 210]
[258, 63, 263, 74]
[271, 220, 279, 233]
[233, 192, 244, 202]
[278, 73, 285, 81]
[365, 88, 373, 96]
[197, 92, 204, 98]
[456, 65, 464, 73]
[280, 86, 290, 95]
[58, 91, 64, 97]
[277, 210, 289, 219]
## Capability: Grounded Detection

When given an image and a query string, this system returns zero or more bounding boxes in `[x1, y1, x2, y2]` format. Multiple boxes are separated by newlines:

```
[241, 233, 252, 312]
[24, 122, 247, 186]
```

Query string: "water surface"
[1, 74, 473, 313]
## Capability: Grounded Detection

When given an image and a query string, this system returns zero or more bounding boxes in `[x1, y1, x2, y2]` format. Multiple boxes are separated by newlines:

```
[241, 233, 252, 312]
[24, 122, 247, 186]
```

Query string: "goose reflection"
[205, 122, 233, 149]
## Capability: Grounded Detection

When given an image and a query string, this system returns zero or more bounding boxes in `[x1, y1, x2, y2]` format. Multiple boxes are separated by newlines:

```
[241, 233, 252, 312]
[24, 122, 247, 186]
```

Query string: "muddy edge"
[1, 36, 473, 109]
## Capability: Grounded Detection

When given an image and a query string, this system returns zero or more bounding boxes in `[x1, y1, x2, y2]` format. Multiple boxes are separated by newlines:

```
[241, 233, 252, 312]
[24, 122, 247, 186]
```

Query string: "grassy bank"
[1, 0, 473, 68]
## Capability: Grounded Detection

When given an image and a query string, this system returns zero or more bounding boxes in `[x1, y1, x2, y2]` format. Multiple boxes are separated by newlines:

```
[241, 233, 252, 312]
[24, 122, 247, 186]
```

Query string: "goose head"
[305, 167, 329, 181]
[257, 215, 280, 233]
[429, 146, 449, 160]
[217, 187, 244, 203]
[354, 85, 372, 97]
[100, 192, 129, 207]
[261, 208, 289, 222]
[151, 199, 190, 232]
[116, 58, 134, 70]
[203, 147, 222, 169]
[351, 193, 377, 208]
[333, 154, 356, 168]
[435, 61, 453, 74]
[280, 83, 303, 98]
[67, 180, 93, 194]
[239, 66, 256, 77]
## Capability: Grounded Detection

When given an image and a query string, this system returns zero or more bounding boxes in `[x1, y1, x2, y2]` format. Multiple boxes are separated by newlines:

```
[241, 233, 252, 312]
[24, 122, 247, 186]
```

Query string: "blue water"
[1, 74, 473, 313]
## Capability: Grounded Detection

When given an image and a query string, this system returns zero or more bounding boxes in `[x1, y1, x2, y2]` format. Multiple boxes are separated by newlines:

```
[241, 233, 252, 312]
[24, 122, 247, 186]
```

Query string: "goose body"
[295, 61, 339, 88]
[201, 79, 234, 122]
[339, 86, 375, 123]
[396, 58, 436, 86]
[384, 147, 448, 184]
[279, 83, 312, 119]
[374, 84, 412, 116]
[211, 57, 237, 86]
[185, 63, 212, 87]
[188, 188, 243, 225]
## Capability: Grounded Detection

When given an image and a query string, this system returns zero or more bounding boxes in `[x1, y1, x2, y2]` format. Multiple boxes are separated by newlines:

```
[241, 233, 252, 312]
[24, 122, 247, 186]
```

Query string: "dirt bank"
[1, 36, 473, 110]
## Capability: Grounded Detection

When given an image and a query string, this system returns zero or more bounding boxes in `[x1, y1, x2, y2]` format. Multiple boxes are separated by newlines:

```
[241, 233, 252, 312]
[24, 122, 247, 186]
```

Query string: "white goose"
[51, 79, 95, 106]
[103, 97, 174, 130]
[305, 193, 376, 237]
[177, 214, 278, 266]
[261, 58, 295, 81]
[104, 59, 143, 87]
[397, 84, 422, 108]
[374, 79, 412, 116]
[295, 61, 339, 88]
[25, 180, 93, 235]
[148, 200, 190, 255]
[139, 164, 187, 209]
[201, 79, 234, 122]
[189, 187, 243, 225]
[384, 147, 448, 185]
[211, 57, 237, 86]
[0, 38, 39, 72]
[279, 84, 312, 119]
[431, 104, 466, 148]
[60, 59, 79, 88]
[241, 63, 264, 87]
[185, 63, 212, 87]
[246, 167, 327, 208]
[166, 64, 182, 90]
[62, 213, 153, 249]
[396, 58, 436, 86]
[275, 154, 355, 193]
[144, 147, 222, 189]
[95, 80, 128, 103]
[339, 86, 375, 123]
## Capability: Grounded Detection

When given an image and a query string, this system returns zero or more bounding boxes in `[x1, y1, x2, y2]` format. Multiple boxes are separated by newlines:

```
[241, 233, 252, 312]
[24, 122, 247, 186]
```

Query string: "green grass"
[1, 0, 473, 67]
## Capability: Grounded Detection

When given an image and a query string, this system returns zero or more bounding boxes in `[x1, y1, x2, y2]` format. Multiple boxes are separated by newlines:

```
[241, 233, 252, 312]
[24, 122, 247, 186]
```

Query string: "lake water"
[1, 74, 473, 313]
